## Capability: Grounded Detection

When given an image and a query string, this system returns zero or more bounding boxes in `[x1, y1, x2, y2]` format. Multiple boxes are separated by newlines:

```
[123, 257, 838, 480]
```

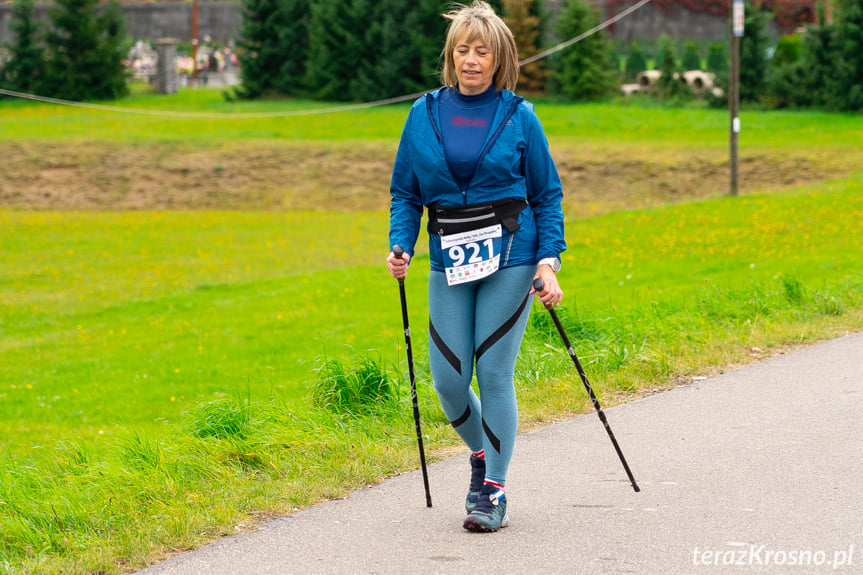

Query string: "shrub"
[706, 43, 726, 74]
[764, 33, 806, 108]
[624, 42, 648, 82]
[764, 56, 808, 108]
[773, 34, 802, 67]
[682, 42, 702, 70]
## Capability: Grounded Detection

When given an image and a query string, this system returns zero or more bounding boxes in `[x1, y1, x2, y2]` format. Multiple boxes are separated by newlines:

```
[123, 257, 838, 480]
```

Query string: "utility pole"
[729, 0, 743, 196]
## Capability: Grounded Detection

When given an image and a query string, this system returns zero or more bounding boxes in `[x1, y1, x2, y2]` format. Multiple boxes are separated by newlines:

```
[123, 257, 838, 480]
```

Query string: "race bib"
[441, 224, 502, 286]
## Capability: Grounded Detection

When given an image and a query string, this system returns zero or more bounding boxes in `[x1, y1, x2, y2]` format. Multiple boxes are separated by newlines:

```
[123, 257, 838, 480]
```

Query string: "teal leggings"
[428, 265, 535, 486]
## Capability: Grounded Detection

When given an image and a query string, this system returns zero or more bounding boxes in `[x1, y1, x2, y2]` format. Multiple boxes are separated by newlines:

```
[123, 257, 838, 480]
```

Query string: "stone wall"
[595, 0, 729, 40]
[534, 0, 730, 41]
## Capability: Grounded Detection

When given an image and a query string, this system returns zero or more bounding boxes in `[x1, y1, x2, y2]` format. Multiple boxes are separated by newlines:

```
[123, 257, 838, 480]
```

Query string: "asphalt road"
[139, 332, 862, 574]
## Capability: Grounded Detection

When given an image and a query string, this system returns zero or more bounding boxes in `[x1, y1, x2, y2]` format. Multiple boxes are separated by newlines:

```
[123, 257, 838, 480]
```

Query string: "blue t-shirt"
[440, 85, 501, 189]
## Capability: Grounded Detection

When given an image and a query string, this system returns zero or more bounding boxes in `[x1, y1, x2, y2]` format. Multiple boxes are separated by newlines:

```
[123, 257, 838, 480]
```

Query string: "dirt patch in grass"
[0, 141, 398, 212]
[1, 140, 860, 215]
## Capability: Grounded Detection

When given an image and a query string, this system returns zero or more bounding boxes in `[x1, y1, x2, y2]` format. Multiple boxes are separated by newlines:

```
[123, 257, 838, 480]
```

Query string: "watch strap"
[537, 257, 561, 273]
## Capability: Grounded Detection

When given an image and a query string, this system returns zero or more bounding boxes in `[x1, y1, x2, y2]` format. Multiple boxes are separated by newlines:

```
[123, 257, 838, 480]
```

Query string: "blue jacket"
[389, 87, 566, 271]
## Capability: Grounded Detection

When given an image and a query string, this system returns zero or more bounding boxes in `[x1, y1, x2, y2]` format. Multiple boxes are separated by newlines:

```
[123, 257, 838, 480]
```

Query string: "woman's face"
[453, 33, 496, 95]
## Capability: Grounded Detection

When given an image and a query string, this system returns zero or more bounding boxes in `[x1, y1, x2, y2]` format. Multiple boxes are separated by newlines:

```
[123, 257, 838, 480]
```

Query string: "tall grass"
[312, 353, 401, 417]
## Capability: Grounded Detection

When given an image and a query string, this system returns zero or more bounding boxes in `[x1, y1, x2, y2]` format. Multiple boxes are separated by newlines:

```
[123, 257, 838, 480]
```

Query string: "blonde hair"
[441, 1, 519, 92]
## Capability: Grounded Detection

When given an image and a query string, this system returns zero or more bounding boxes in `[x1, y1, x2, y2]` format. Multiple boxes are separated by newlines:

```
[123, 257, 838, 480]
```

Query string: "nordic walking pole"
[392, 245, 432, 507]
[533, 278, 640, 492]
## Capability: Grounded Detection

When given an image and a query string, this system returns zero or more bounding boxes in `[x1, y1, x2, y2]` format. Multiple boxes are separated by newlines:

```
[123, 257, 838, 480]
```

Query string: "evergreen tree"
[682, 42, 702, 71]
[503, 0, 545, 94]
[624, 41, 647, 82]
[552, 0, 616, 101]
[353, 0, 452, 101]
[236, 0, 448, 102]
[739, 0, 771, 103]
[234, 0, 306, 98]
[42, 0, 128, 101]
[234, 0, 279, 98]
[486, 0, 505, 14]
[406, 0, 450, 87]
[656, 34, 685, 98]
[0, 0, 45, 95]
[763, 34, 804, 108]
[828, 0, 863, 110]
[796, 4, 835, 108]
[304, 0, 365, 100]
[352, 0, 403, 100]
[706, 43, 726, 74]
[350, 2, 391, 101]
[272, 0, 310, 96]
[763, 47, 805, 107]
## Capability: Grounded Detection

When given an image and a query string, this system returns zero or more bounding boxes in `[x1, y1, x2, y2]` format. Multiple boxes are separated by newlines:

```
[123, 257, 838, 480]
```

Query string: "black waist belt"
[429, 198, 527, 236]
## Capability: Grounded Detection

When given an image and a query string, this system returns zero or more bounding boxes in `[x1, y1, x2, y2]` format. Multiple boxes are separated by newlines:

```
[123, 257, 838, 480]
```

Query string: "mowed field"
[0, 89, 861, 573]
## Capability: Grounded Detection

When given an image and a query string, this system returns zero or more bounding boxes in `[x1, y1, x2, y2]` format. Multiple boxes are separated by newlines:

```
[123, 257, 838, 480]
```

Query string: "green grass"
[0, 87, 411, 143]
[1, 90, 862, 573]
[2, 181, 861, 573]
[0, 210, 396, 452]
[565, 180, 862, 305]
[3, 85, 863, 149]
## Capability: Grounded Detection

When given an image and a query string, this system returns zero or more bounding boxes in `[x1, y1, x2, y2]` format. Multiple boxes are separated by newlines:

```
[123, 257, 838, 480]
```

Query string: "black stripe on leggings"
[475, 291, 531, 362]
[429, 319, 462, 376]
[450, 405, 471, 429]
[482, 417, 502, 453]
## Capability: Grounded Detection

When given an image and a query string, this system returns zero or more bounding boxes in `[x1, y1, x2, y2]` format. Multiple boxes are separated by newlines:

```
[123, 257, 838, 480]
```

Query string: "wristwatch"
[538, 257, 561, 273]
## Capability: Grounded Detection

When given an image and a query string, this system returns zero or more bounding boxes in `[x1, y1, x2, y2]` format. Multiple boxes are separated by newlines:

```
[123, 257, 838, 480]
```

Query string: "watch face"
[552, 259, 561, 273]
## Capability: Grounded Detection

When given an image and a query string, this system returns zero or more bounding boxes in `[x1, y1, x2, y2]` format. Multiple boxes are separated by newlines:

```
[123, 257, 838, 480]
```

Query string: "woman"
[386, 1, 565, 533]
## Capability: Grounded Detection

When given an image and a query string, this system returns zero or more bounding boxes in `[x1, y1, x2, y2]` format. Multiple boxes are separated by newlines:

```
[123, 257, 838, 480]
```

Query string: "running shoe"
[465, 454, 486, 514]
[463, 483, 508, 532]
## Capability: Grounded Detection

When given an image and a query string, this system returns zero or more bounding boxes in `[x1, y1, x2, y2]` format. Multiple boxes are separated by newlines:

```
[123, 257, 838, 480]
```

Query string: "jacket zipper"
[425, 88, 524, 205]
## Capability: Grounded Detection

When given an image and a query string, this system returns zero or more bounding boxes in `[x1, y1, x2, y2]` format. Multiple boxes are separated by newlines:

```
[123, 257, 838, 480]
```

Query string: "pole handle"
[533, 277, 551, 309]
[392, 245, 406, 286]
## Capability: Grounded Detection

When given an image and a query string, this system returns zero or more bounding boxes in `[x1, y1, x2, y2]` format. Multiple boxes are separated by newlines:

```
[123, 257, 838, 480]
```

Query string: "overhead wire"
[519, 0, 652, 66]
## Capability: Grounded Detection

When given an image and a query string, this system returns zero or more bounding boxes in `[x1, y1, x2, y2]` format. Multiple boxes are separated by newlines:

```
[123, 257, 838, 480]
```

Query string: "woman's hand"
[531, 264, 563, 307]
[386, 250, 410, 280]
